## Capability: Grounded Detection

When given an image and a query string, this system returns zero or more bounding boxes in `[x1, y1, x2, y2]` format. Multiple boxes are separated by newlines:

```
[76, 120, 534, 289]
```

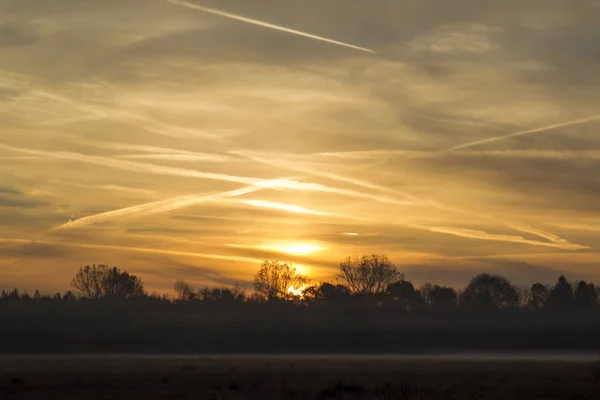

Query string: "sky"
[1, 0, 600, 294]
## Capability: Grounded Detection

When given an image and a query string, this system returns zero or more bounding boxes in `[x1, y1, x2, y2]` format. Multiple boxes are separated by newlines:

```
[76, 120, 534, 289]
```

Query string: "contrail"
[0, 143, 419, 207]
[52, 186, 263, 231]
[166, 0, 375, 54]
[451, 115, 600, 150]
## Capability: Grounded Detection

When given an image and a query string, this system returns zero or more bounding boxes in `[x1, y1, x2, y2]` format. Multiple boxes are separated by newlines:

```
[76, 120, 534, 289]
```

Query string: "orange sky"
[1, 0, 600, 294]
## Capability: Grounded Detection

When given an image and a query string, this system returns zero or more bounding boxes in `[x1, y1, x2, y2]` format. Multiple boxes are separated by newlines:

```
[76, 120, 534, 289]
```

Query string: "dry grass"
[0, 355, 598, 399]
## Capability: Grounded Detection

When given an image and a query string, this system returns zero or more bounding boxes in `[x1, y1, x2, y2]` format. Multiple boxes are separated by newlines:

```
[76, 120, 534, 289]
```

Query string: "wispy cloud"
[0, 142, 288, 187]
[235, 199, 334, 216]
[507, 223, 566, 244]
[30, 89, 235, 141]
[116, 153, 230, 162]
[414, 225, 588, 250]
[451, 115, 600, 150]
[49, 179, 157, 198]
[166, 0, 376, 53]
[451, 150, 600, 160]
[232, 150, 410, 196]
[231, 150, 431, 208]
[0, 143, 419, 206]
[0, 238, 262, 264]
[551, 223, 600, 233]
[35, 114, 103, 126]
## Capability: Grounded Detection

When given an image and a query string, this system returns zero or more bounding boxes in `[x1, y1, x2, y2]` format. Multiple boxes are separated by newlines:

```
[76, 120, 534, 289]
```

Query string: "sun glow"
[226, 242, 325, 256]
[287, 285, 307, 297]
[271, 243, 325, 256]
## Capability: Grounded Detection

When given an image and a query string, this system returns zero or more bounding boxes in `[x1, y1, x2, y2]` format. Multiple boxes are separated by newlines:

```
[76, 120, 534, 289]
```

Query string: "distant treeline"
[1, 256, 599, 354]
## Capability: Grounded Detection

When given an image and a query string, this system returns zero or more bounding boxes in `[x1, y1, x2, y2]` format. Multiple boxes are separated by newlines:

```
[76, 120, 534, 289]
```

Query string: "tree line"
[2, 254, 599, 313]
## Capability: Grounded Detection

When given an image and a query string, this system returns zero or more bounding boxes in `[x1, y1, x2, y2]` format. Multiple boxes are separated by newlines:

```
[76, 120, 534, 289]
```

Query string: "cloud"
[0, 238, 262, 264]
[408, 24, 503, 54]
[0, 187, 48, 209]
[0, 142, 291, 187]
[0, 186, 19, 194]
[31, 89, 234, 141]
[0, 142, 427, 208]
[0, 23, 40, 47]
[169, 263, 251, 288]
[0, 241, 66, 258]
[1, 0, 600, 292]
[414, 225, 588, 250]
[236, 199, 334, 216]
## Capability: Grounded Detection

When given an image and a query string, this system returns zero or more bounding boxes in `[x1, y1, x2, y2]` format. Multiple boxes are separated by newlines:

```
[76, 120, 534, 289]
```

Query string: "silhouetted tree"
[385, 280, 425, 311]
[545, 275, 575, 310]
[198, 285, 246, 304]
[428, 285, 458, 311]
[71, 265, 106, 299]
[253, 260, 309, 301]
[62, 290, 77, 302]
[103, 267, 144, 298]
[419, 283, 435, 305]
[527, 283, 548, 310]
[459, 274, 520, 310]
[573, 280, 597, 308]
[71, 264, 145, 299]
[174, 280, 196, 301]
[338, 254, 403, 295]
[305, 282, 352, 306]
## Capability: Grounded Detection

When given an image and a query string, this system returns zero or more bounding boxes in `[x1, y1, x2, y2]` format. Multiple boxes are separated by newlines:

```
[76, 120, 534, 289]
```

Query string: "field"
[0, 355, 599, 399]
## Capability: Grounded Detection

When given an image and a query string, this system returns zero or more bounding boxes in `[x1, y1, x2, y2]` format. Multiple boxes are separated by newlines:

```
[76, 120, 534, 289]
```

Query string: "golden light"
[293, 263, 310, 275]
[287, 285, 307, 297]
[273, 243, 324, 256]
[226, 242, 325, 256]
[240, 199, 331, 216]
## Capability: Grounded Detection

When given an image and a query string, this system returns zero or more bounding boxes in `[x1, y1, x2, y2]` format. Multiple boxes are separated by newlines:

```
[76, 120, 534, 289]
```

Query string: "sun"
[287, 285, 307, 297]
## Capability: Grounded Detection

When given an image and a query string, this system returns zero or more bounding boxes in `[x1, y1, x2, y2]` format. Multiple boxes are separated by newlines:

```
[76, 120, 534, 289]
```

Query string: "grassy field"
[0, 355, 599, 399]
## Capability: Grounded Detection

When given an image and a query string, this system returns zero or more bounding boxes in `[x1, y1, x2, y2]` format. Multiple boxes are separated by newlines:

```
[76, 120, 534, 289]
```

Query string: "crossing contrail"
[166, 0, 376, 54]
[451, 115, 600, 150]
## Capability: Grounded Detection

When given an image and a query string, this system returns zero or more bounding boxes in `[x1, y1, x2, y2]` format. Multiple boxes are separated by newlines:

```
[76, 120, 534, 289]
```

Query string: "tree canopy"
[71, 264, 145, 299]
[338, 254, 403, 295]
[460, 274, 520, 310]
[253, 260, 309, 300]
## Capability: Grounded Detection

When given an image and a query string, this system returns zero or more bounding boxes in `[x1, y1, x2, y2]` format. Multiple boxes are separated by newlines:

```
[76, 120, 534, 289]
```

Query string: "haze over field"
[1, 0, 600, 293]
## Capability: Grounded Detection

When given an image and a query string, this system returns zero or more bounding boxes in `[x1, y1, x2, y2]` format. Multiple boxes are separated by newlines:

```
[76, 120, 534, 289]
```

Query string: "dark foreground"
[1, 355, 599, 399]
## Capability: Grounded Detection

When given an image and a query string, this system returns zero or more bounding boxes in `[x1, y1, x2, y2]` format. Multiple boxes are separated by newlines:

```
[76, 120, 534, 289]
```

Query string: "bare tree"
[174, 280, 196, 301]
[338, 254, 403, 295]
[254, 260, 309, 300]
[71, 265, 109, 299]
[71, 264, 145, 299]
[197, 284, 246, 303]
